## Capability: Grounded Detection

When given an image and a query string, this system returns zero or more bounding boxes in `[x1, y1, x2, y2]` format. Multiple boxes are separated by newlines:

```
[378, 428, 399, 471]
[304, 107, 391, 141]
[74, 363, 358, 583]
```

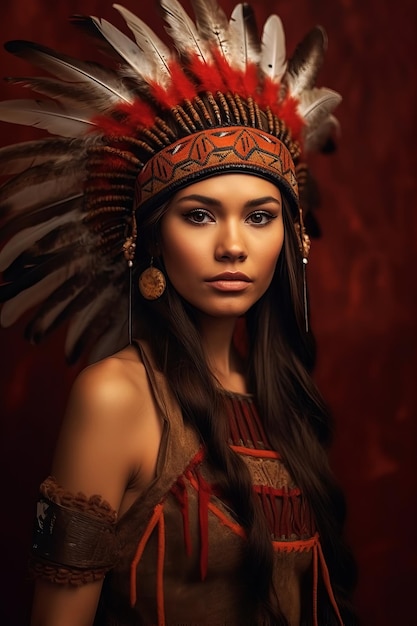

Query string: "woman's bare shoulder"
[51, 344, 161, 509]
[66, 344, 151, 425]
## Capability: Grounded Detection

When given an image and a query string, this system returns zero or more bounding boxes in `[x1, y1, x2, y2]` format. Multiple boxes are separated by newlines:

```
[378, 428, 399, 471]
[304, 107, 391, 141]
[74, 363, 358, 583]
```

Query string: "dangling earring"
[295, 206, 311, 333]
[138, 257, 166, 300]
[123, 212, 137, 344]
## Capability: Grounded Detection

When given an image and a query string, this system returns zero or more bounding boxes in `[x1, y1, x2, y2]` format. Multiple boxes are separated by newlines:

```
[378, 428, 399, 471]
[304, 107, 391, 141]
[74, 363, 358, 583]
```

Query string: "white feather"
[89, 16, 155, 85]
[8, 75, 131, 112]
[189, 0, 231, 58]
[0, 99, 95, 137]
[228, 4, 260, 71]
[304, 114, 340, 153]
[297, 87, 342, 122]
[160, 0, 209, 62]
[113, 4, 171, 84]
[284, 26, 327, 97]
[6, 40, 133, 106]
[260, 14, 287, 82]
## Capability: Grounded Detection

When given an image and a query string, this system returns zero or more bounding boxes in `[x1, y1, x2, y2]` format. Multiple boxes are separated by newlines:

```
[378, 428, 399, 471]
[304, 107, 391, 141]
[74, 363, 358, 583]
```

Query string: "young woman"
[0, 1, 357, 624]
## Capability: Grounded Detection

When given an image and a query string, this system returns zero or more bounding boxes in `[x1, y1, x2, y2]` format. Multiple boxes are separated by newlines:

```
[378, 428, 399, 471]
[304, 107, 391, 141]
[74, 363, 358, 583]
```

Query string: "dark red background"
[0, 1, 416, 625]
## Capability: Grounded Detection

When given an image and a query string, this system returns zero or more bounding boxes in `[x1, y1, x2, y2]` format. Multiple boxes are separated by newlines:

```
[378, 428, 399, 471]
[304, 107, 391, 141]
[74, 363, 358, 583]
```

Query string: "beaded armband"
[30, 477, 118, 585]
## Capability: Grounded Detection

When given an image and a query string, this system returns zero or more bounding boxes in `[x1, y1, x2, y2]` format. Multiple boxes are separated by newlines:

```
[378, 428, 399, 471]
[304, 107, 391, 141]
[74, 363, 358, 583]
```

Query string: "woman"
[0, 1, 357, 624]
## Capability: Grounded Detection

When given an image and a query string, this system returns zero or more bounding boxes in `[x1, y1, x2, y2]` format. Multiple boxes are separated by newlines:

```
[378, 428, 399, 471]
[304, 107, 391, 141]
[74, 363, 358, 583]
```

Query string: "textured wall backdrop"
[0, 1, 416, 625]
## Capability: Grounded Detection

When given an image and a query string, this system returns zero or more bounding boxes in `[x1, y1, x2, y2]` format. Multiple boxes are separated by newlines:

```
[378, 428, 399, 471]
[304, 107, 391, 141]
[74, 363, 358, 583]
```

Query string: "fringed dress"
[31, 341, 343, 626]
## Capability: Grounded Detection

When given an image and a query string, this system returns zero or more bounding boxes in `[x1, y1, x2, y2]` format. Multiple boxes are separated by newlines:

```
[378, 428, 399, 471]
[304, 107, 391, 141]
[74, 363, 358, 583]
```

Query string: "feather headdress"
[0, 0, 341, 362]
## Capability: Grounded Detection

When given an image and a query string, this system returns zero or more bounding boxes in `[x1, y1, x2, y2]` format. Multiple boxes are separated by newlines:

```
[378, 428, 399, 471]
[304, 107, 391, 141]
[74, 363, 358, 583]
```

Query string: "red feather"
[277, 96, 305, 140]
[117, 100, 156, 129]
[169, 60, 197, 102]
[149, 61, 198, 109]
[149, 82, 177, 109]
[187, 54, 225, 93]
[91, 114, 130, 137]
[212, 50, 244, 94]
[259, 77, 281, 109]
[241, 63, 259, 97]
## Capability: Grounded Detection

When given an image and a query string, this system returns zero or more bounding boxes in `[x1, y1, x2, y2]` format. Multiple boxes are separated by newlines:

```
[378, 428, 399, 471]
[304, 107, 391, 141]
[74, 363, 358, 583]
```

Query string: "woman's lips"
[206, 272, 252, 292]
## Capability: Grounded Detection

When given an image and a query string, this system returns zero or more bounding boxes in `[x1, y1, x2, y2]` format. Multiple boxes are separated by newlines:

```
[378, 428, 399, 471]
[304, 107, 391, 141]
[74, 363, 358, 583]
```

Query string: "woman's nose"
[214, 222, 247, 262]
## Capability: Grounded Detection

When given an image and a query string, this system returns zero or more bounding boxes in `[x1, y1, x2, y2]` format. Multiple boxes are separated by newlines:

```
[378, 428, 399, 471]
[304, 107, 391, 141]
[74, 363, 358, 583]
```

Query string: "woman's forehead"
[171, 173, 283, 203]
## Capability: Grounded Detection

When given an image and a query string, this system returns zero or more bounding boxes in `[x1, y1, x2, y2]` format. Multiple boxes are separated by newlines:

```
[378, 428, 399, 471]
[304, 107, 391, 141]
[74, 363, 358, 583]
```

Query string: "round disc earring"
[138, 257, 166, 300]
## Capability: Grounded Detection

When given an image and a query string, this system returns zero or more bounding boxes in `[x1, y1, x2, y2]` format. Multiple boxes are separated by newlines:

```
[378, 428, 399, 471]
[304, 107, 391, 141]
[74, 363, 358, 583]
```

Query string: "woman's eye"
[246, 211, 276, 225]
[184, 210, 214, 224]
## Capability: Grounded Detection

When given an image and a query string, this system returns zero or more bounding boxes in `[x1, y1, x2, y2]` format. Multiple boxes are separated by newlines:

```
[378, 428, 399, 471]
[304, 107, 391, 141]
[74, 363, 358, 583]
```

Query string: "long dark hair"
[133, 193, 358, 625]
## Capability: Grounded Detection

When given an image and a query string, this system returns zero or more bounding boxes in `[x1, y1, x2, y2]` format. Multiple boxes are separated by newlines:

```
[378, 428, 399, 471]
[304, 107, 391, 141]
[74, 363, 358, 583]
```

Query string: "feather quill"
[260, 14, 286, 82]
[113, 4, 171, 84]
[285, 26, 327, 96]
[77, 15, 157, 87]
[189, 0, 231, 58]
[0, 195, 83, 242]
[0, 138, 86, 176]
[160, 0, 209, 62]
[0, 98, 96, 137]
[0, 267, 79, 327]
[25, 276, 85, 344]
[64, 279, 125, 361]
[0, 160, 85, 207]
[0, 176, 83, 220]
[0, 245, 88, 297]
[304, 114, 340, 153]
[25, 276, 94, 344]
[0, 209, 82, 271]
[5, 40, 133, 106]
[228, 4, 260, 71]
[297, 87, 341, 124]
[6, 75, 128, 112]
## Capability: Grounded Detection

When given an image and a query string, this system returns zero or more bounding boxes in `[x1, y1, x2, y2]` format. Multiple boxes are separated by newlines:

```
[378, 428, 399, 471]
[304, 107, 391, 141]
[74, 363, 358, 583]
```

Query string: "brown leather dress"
[31, 341, 343, 626]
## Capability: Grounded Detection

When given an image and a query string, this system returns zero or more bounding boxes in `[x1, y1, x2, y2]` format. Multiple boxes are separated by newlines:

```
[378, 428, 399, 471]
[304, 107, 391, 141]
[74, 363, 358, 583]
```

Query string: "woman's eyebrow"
[175, 194, 221, 206]
[175, 194, 281, 207]
[244, 196, 282, 208]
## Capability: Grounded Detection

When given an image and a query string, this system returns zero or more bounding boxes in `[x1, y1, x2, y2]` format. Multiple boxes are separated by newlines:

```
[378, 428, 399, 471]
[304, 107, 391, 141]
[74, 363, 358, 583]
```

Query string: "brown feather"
[0, 137, 87, 176]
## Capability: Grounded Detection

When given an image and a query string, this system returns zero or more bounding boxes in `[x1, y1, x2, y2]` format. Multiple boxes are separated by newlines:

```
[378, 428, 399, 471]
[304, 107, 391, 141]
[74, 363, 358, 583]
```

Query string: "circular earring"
[138, 257, 166, 300]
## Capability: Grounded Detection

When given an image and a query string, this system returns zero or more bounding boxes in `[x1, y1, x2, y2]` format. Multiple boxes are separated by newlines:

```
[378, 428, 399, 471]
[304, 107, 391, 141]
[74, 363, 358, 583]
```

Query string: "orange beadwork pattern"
[135, 126, 298, 214]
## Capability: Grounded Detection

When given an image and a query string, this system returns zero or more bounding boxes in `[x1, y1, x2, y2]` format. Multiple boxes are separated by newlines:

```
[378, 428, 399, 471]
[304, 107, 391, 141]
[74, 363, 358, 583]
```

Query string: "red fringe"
[156, 511, 166, 626]
[197, 472, 211, 581]
[171, 476, 192, 557]
[130, 503, 164, 608]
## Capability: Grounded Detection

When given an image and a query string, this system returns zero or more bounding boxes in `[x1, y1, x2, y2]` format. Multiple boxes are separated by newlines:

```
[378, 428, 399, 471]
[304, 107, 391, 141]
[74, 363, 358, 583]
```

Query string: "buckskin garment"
[31, 341, 343, 626]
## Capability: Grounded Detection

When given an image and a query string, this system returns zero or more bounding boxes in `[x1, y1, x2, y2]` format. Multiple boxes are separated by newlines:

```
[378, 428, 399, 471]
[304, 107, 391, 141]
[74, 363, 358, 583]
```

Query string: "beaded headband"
[0, 0, 341, 361]
[135, 127, 298, 214]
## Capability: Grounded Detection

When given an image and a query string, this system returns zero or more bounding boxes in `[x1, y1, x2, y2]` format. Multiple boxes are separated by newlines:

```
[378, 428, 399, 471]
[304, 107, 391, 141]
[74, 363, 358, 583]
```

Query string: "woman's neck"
[198, 315, 247, 394]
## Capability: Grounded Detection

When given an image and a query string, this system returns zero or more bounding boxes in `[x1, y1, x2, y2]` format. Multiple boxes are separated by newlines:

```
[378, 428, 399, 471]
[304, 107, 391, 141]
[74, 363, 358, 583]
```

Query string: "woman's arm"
[30, 348, 159, 626]
[31, 580, 104, 626]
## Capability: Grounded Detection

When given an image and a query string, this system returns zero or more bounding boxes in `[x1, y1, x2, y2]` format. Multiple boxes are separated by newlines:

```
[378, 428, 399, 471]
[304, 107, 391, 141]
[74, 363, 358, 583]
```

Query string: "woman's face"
[159, 174, 285, 319]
